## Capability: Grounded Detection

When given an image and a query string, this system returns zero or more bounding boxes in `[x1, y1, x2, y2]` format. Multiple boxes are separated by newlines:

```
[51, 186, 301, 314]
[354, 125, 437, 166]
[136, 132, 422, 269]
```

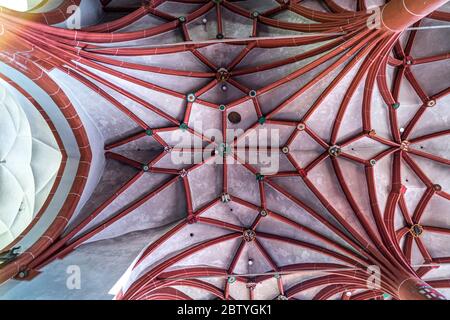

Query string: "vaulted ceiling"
[0, 0, 449, 300]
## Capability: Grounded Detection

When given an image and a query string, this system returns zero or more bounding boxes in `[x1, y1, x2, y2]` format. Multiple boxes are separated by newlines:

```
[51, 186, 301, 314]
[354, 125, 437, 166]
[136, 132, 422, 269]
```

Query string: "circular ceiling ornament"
[0, 0, 448, 302]
[427, 99, 437, 107]
[243, 229, 256, 242]
[259, 208, 268, 217]
[216, 68, 230, 82]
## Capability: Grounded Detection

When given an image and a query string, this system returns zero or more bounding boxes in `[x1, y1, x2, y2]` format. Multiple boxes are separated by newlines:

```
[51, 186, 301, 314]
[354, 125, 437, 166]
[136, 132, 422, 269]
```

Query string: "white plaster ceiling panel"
[0, 85, 61, 250]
